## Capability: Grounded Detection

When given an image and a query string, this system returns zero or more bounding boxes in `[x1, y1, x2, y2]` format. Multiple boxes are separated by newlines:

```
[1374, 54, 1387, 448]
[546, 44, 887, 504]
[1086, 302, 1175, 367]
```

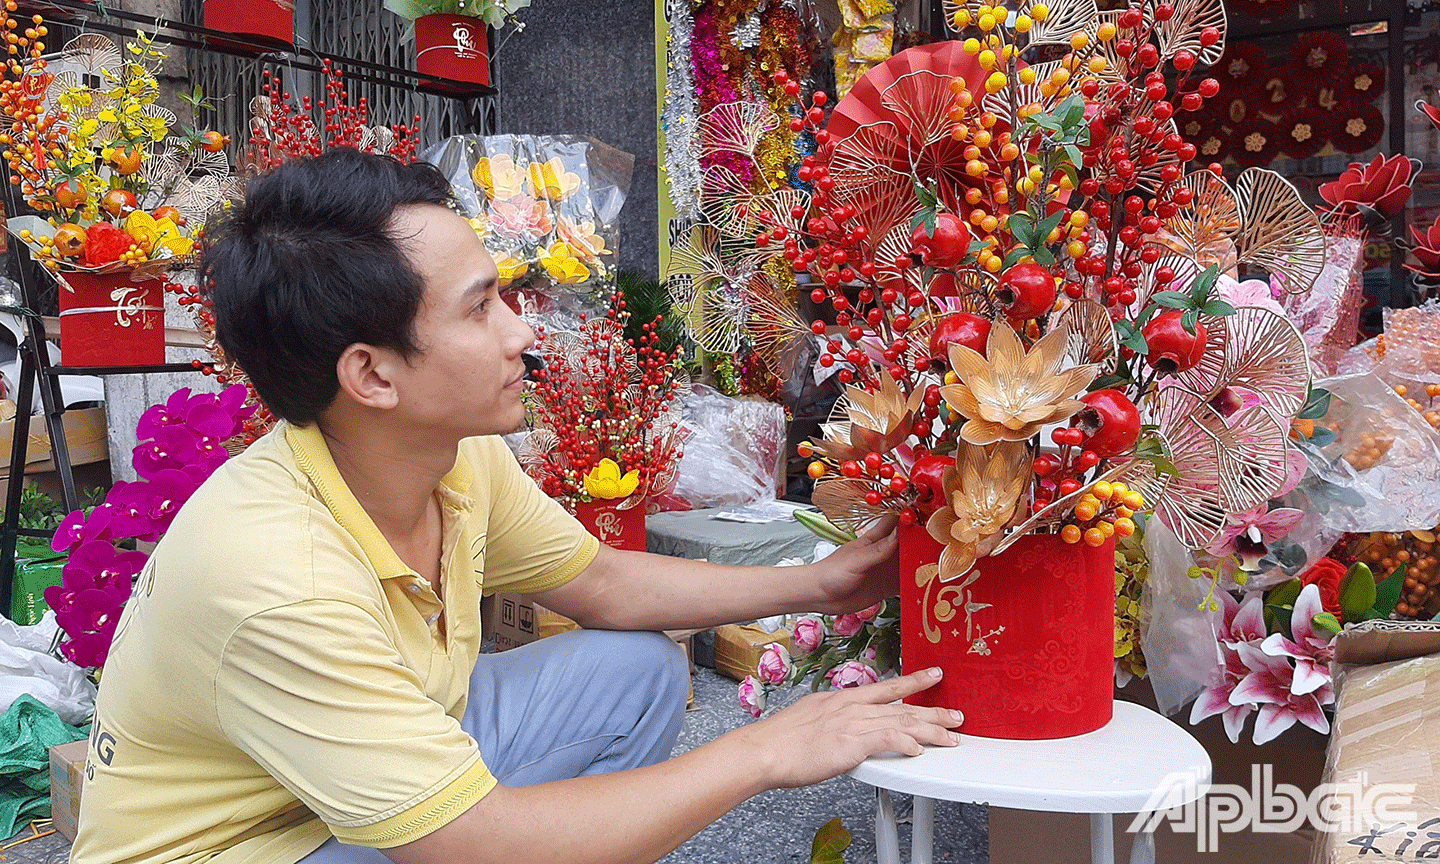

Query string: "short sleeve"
[471, 438, 598, 596]
[215, 599, 495, 848]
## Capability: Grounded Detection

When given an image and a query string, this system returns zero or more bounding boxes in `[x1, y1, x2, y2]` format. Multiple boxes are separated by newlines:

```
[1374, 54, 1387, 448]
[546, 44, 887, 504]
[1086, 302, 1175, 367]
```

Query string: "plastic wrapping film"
[419, 134, 634, 307]
[665, 384, 787, 509]
[1286, 373, 1440, 534]
[1283, 224, 1366, 376]
[1140, 518, 1222, 717]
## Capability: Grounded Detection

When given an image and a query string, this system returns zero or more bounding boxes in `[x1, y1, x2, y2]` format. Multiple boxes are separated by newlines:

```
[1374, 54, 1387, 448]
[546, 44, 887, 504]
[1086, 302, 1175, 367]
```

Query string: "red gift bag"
[415, 14, 490, 93]
[900, 524, 1115, 739]
[573, 500, 646, 552]
[57, 271, 165, 368]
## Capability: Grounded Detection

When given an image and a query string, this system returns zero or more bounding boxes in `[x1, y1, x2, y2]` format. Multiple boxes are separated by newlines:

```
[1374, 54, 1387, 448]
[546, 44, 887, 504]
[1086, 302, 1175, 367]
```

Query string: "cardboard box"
[713, 623, 790, 682]
[482, 592, 539, 652]
[0, 404, 109, 475]
[49, 738, 87, 842]
[1310, 620, 1440, 864]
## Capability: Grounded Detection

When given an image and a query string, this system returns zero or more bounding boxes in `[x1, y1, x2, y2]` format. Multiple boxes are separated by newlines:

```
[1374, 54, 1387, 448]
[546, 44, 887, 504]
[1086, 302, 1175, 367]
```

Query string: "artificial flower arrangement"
[420, 134, 628, 301]
[1, 22, 234, 277]
[43, 386, 256, 672]
[168, 58, 428, 445]
[704, 0, 1324, 738]
[515, 291, 686, 532]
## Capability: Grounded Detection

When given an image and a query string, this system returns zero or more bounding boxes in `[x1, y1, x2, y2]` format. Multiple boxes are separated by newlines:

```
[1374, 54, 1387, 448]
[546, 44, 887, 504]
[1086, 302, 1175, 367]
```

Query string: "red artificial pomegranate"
[52, 223, 87, 259]
[1070, 389, 1142, 457]
[910, 454, 955, 518]
[996, 262, 1058, 320]
[928, 312, 992, 366]
[1142, 311, 1208, 374]
[53, 178, 87, 210]
[909, 213, 972, 269]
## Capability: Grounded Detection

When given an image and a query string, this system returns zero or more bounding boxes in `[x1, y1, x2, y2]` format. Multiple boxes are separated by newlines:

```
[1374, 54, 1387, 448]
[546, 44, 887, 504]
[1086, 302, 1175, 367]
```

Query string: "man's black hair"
[200, 147, 455, 426]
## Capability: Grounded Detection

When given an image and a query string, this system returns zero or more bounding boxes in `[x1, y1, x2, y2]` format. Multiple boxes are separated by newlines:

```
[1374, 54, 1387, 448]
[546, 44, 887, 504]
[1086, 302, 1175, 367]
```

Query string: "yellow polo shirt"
[70, 422, 599, 864]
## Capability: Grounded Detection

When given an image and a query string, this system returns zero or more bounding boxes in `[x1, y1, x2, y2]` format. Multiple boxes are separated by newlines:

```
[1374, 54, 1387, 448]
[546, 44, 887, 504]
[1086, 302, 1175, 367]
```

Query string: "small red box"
[57, 271, 165, 368]
[415, 14, 491, 93]
[901, 525, 1116, 739]
[573, 500, 646, 552]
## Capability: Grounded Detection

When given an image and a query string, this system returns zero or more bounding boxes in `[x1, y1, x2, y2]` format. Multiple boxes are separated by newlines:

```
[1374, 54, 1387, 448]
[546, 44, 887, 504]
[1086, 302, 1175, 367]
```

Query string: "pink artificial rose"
[756, 642, 793, 686]
[860, 646, 877, 663]
[854, 602, 883, 623]
[832, 613, 864, 637]
[827, 660, 880, 689]
[792, 616, 826, 655]
[737, 675, 767, 718]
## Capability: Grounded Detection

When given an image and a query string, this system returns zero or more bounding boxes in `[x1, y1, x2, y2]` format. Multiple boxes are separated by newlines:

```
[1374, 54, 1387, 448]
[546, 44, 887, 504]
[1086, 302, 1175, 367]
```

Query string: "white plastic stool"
[848, 700, 1211, 864]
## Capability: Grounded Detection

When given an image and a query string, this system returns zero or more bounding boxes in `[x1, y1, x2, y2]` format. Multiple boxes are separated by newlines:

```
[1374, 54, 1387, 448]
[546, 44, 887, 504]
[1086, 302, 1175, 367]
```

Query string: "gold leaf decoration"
[1234, 167, 1325, 295]
[1151, 0, 1227, 67]
[699, 101, 780, 158]
[1026, 0, 1099, 46]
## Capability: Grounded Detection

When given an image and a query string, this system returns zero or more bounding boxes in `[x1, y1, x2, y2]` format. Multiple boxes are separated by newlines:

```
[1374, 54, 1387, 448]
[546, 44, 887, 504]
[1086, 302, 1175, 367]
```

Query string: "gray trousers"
[300, 628, 690, 862]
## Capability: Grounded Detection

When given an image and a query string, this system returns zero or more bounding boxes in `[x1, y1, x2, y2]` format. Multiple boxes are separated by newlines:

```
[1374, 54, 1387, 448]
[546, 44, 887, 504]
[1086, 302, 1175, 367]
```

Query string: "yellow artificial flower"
[472, 154, 528, 201]
[538, 243, 591, 285]
[125, 211, 193, 259]
[468, 215, 491, 240]
[527, 157, 582, 201]
[494, 253, 528, 288]
[925, 440, 1033, 581]
[584, 458, 640, 500]
[558, 218, 610, 263]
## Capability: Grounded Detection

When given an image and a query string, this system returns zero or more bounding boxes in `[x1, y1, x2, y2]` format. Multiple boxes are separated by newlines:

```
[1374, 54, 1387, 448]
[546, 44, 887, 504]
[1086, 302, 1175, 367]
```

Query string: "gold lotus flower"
[559, 218, 610, 263]
[940, 323, 1097, 445]
[812, 371, 925, 462]
[584, 458, 639, 500]
[926, 440, 1033, 581]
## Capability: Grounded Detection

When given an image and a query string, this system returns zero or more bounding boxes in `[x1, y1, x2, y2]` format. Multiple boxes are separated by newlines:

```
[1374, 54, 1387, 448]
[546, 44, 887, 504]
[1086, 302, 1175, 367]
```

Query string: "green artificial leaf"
[1062, 94, 1086, 127]
[1025, 151, 1045, 164]
[1299, 387, 1333, 420]
[794, 509, 857, 545]
[1311, 612, 1343, 636]
[1009, 212, 1036, 245]
[913, 179, 940, 210]
[1181, 308, 1200, 335]
[1266, 578, 1303, 611]
[1135, 303, 1162, 327]
[811, 653, 843, 692]
[811, 818, 853, 864]
[1032, 245, 1057, 267]
[1090, 373, 1131, 391]
[1037, 210, 1067, 244]
[1151, 290, 1193, 309]
[1307, 426, 1338, 448]
[1191, 265, 1220, 303]
[1339, 562, 1377, 624]
[1122, 329, 1149, 354]
[1002, 248, 1028, 270]
[1372, 563, 1407, 618]
[1059, 161, 1081, 190]
[1201, 300, 1237, 317]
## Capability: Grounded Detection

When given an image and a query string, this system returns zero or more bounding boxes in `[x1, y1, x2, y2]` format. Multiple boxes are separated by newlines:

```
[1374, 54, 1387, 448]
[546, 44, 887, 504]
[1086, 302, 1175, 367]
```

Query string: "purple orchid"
[1203, 505, 1304, 571]
[50, 504, 117, 554]
[54, 588, 126, 668]
[1260, 582, 1338, 697]
[60, 540, 145, 598]
[135, 468, 201, 535]
[132, 424, 200, 477]
[135, 388, 197, 441]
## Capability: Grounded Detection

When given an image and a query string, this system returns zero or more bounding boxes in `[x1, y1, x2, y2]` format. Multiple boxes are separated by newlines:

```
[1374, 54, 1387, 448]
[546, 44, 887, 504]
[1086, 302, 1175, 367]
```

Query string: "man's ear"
[335, 343, 401, 411]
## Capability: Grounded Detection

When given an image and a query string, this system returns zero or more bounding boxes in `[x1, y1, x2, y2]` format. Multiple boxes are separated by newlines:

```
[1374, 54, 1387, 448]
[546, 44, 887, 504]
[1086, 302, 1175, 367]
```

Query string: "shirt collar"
[283, 420, 475, 580]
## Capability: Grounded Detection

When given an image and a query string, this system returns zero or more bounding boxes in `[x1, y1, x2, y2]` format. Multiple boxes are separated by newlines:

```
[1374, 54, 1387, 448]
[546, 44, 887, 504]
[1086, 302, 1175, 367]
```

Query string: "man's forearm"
[386, 728, 772, 864]
[539, 547, 826, 632]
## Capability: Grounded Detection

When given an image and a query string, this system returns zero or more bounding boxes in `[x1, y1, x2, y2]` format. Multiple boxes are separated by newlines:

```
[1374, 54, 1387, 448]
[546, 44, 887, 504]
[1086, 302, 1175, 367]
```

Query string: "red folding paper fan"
[1212, 41, 1270, 89]
[1340, 63, 1385, 105]
[1287, 31, 1348, 82]
[1276, 108, 1326, 160]
[1330, 102, 1385, 154]
[1230, 116, 1283, 167]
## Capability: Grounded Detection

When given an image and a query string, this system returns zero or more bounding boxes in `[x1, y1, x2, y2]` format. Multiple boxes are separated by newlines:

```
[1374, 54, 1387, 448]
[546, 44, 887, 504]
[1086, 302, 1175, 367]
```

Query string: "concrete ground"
[1, 668, 988, 864]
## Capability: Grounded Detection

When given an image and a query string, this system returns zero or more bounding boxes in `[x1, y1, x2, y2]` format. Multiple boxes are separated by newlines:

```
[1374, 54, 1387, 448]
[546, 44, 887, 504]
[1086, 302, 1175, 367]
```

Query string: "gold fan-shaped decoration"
[814, 476, 909, 533]
[880, 70, 961, 147]
[1159, 170, 1241, 262]
[1026, 0, 1099, 47]
[1234, 167, 1326, 295]
[1174, 306, 1310, 418]
[1151, 0, 1228, 68]
[699, 101, 780, 159]
[1053, 298, 1118, 370]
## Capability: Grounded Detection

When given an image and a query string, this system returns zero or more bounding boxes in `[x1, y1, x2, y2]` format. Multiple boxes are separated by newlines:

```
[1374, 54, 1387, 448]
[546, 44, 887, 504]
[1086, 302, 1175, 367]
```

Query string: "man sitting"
[70, 148, 961, 864]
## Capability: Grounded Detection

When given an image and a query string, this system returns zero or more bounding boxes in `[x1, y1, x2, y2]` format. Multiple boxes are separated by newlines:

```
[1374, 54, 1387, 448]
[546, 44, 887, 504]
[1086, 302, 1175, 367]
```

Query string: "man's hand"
[736, 667, 961, 789]
[808, 515, 901, 616]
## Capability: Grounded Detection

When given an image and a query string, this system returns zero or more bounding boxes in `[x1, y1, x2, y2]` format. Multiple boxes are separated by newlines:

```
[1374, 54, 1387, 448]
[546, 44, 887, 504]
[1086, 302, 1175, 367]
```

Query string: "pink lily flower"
[1260, 582, 1337, 697]
[1203, 505, 1304, 571]
[1191, 592, 1266, 743]
[1217, 274, 1286, 316]
[1230, 641, 1333, 744]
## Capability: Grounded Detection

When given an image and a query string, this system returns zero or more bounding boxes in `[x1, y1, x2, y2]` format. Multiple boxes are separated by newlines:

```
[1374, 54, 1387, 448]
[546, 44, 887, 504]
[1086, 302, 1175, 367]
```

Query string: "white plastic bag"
[0, 611, 96, 725]
[669, 385, 787, 509]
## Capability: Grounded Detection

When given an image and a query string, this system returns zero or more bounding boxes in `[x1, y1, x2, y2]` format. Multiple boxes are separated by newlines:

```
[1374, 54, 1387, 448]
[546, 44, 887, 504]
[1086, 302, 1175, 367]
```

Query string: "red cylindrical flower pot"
[900, 524, 1115, 739]
[415, 14, 491, 93]
[204, 0, 295, 52]
[573, 500, 646, 552]
[57, 271, 165, 367]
